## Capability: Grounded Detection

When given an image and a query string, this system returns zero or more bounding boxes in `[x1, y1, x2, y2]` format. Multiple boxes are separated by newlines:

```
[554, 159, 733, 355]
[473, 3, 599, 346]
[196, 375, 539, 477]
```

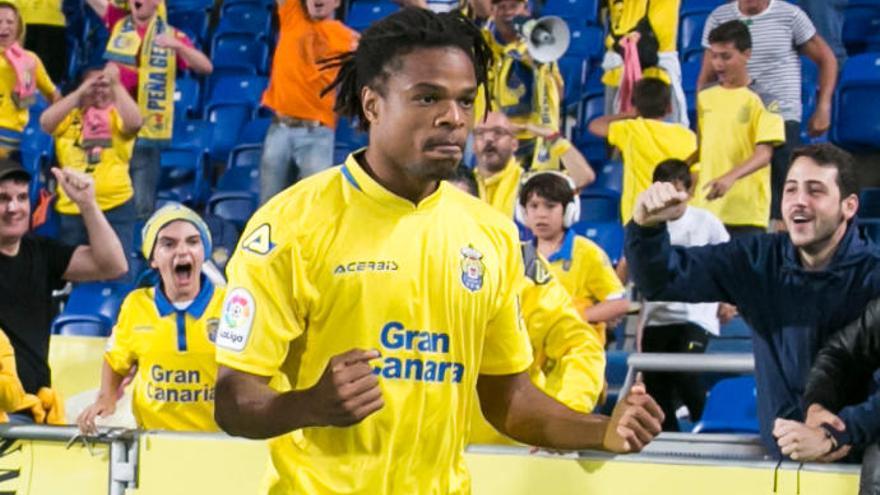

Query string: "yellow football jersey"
[53, 107, 136, 214]
[105, 281, 224, 432]
[474, 157, 523, 218]
[607, 117, 697, 223]
[545, 231, 626, 346]
[216, 152, 533, 495]
[0, 51, 54, 137]
[693, 84, 785, 228]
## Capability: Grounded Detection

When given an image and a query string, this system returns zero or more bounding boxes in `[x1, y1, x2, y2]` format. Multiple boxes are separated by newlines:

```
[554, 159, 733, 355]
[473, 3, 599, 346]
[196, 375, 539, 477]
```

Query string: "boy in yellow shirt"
[40, 64, 142, 279]
[519, 172, 629, 347]
[693, 20, 785, 237]
[588, 78, 697, 224]
[77, 204, 224, 433]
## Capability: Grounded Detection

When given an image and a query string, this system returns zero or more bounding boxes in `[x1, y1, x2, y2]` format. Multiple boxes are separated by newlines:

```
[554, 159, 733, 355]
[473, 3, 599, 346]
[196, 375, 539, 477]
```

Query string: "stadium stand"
[691, 376, 760, 434]
[831, 52, 880, 151]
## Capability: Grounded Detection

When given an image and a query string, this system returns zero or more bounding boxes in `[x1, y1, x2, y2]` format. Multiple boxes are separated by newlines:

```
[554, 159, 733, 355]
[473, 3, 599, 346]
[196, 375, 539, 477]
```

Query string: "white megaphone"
[514, 15, 570, 63]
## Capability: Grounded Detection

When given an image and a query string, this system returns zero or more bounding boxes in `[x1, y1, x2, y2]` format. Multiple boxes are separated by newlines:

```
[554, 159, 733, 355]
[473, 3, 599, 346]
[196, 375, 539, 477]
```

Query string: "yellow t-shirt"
[216, 152, 533, 495]
[20, 0, 65, 26]
[105, 282, 225, 432]
[53, 107, 136, 214]
[602, 0, 680, 86]
[474, 157, 523, 218]
[608, 117, 697, 223]
[470, 243, 605, 445]
[546, 231, 626, 346]
[693, 84, 785, 228]
[0, 50, 55, 135]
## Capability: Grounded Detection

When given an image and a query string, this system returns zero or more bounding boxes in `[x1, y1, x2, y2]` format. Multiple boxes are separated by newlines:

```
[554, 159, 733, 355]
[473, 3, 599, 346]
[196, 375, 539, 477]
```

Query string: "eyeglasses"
[473, 127, 514, 138]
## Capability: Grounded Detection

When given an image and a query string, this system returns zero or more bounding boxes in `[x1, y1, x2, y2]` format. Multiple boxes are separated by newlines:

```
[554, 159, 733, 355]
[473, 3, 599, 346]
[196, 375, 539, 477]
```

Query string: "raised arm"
[800, 35, 837, 137]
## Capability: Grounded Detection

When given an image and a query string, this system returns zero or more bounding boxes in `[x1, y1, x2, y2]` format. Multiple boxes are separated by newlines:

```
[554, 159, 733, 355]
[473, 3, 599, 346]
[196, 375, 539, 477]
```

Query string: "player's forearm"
[215, 367, 319, 439]
[478, 373, 609, 449]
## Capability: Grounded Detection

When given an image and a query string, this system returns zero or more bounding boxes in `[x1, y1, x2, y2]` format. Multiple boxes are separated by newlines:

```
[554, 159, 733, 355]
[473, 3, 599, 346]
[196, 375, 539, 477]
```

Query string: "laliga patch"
[217, 288, 255, 352]
[459, 245, 485, 292]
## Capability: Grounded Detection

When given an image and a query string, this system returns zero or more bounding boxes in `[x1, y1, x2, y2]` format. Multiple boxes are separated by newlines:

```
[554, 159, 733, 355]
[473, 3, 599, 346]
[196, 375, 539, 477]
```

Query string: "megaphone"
[514, 16, 570, 63]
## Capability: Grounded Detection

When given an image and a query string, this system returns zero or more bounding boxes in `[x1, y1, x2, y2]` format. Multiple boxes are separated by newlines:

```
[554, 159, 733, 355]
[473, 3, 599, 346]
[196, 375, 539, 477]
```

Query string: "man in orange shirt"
[259, 0, 358, 204]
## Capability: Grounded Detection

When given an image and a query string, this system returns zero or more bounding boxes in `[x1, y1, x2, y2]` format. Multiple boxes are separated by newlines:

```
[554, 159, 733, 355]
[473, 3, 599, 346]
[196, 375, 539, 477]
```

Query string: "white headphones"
[515, 171, 581, 228]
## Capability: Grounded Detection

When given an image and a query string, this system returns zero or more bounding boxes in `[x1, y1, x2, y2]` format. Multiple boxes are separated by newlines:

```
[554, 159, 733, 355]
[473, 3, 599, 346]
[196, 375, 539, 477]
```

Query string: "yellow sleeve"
[754, 99, 786, 147]
[578, 239, 626, 303]
[521, 256, 605, 413]
[676, 128, 699, 161]
[216, 214, 311, 377]
[32, 53, 56, 98]
[0, 330, 27, 413]
[479, 229, 534, 375]
[104, 295, 138, 375]
[607, 120, 626, 148]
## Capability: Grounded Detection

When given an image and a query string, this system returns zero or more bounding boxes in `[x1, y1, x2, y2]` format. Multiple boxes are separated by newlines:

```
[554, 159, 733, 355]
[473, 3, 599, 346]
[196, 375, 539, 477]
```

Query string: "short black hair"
[632, 78, 670, 119]
[518, 172, 574, 207]
[791, 143, 859, 198]
[708, 19, 752, 52]
[652, 159, 692, 190]
[449, 165, 479, 196]
[321, 8, 493, 131]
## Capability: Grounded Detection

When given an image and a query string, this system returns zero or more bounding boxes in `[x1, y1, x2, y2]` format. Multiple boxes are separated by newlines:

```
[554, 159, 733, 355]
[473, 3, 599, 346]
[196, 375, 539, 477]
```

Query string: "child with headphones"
[517, 171, 629, 346]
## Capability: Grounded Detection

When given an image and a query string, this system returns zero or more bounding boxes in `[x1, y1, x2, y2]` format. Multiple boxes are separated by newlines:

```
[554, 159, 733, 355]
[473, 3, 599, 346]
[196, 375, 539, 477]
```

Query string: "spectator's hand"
[717, 303, 738, 325]
[52, 168, 96, 210]
[305, 348, 384, 427]
[103, 63, 120, 86]
[602, 383, 664, 453]
[154, 33, 184, 51]
[632, 182, 689, 227]
[804, 403, 852, 461]
[773, 418, 838, 462]
[77, 395, 117, 435]
[704, 173, 736, 201]
[807, 103, 831, 137]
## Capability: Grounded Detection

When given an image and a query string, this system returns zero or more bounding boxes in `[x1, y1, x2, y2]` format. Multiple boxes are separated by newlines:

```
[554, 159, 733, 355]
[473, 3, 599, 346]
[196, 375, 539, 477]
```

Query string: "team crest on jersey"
[206, 318, 219, 343]
[459, 245, 485, 292]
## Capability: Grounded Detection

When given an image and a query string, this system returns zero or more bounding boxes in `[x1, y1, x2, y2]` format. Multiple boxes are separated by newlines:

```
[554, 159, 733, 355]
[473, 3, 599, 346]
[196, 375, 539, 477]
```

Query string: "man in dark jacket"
[774, 297, 880, 494]
[624, 142, 880, 460]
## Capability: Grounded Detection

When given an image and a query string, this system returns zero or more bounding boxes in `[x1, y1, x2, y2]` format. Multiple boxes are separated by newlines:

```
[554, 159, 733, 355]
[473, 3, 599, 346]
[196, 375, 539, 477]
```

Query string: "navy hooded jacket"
[625, 221, 880, 455]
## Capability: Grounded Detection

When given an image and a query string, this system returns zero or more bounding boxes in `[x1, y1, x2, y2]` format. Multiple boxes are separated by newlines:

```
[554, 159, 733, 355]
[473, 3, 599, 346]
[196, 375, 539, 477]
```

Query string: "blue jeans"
[130, 143, 161, 222]
[259, 122, 334, 204]
[58, 199, 136, 283]
[799, 0, 848, 66]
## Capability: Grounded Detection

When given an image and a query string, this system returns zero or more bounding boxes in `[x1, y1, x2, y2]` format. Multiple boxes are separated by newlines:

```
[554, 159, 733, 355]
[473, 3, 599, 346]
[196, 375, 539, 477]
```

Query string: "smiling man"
[213, 9, 663, 494]
[625, 143, 880, 461]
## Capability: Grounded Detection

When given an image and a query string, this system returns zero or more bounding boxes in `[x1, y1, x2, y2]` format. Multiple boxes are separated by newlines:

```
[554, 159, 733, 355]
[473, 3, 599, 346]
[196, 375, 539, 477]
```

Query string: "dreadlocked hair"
[320, 8, 493, 132]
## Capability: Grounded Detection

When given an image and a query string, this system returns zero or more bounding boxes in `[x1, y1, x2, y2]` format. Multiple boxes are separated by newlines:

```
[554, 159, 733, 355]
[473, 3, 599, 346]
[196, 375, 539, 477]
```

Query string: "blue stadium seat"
[347, 0, 399, 32]
[239, 118, 271, 145]
[211, 33, 270, 75]
[159, 148, 209, 204]
[174, 77, 201, 121]
[706, 337, 753, 354]
[578, 188, 621, 222]
[166, 0, 213, 11]
[207, 191, 258, 230]
[540, 0, 599, 25]
[570, 221, 624, 264]
[168, 7, 210, 47]
[859, 187, 880, 218]
[558, 56, 586, 105]
[172, 120, 213, 154]
[574, 89, 606, 163]
[692, 376, 759, 434]
[63, 282, 131, 326]
[216, 165, 260, 195]
[592, 160, 623, 193]
[205, 74, 268, 106]
[227, 144, 263, 170]
[220, 0, 274, 8]
[681, 59, 701, 131]
[719, 317, 752, 339]
[843, 4, 880, 56]
[205, 103, 255, 162]
[216, 3, 272, 37]
[678, 0, 723, 63]
[334, 117, 368, 163]
[51, 314, 112, 337]
[831, 53, 880, 151]
[565, 25, 604, 62]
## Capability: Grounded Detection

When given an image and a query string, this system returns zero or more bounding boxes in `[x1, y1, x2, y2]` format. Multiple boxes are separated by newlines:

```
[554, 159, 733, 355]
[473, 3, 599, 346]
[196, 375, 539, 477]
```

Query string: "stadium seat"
[843, 3, 880, 56]
[51, 314, 112, 337]
[166, 0, 213, 11]
[159, 148, 209, 204]
[63, 281, 131, 326]
[592, 160, 623, 193]
[565, 25, 604, 62]
[558, 56, 586, 105]
[574, 89, 607, 164]
[168, 8, 210, 47]
[334, 117, 368, 163]
[205, 74, 268, 106]
[540, 0, 599, 26]
[172, 120, 214, 155]
[239, 118, 271, 145]
[678, 11, 708, 63]
[347, 0, 399, 32]
[692, 376, 759, 434]
[681, 59, 701, 131]
[216, 165, 260, 195]
[570, 221, 624, 264]
[211, 33, 270, 75]
[215, 3, 272, 37]
[719, 317, 752, 339]
[578, 188, 621, 222]
[220, 0, 274, 8]
[204, 103, 255, 162]
[831, 53, 880, 151]
[207, 191, 258, 230]
[706, 337, 753, 354]
[174, 77, 201, 121]
[859, 188, 880, 218]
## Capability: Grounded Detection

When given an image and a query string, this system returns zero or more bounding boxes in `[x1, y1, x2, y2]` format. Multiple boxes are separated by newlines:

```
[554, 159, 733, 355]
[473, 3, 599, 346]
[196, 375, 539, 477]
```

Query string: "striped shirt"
[702, 0, 816, 122]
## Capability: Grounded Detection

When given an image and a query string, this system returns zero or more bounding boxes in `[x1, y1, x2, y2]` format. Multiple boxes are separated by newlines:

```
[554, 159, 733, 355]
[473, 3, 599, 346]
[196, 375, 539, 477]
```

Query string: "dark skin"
[215, 46, 664, 453]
